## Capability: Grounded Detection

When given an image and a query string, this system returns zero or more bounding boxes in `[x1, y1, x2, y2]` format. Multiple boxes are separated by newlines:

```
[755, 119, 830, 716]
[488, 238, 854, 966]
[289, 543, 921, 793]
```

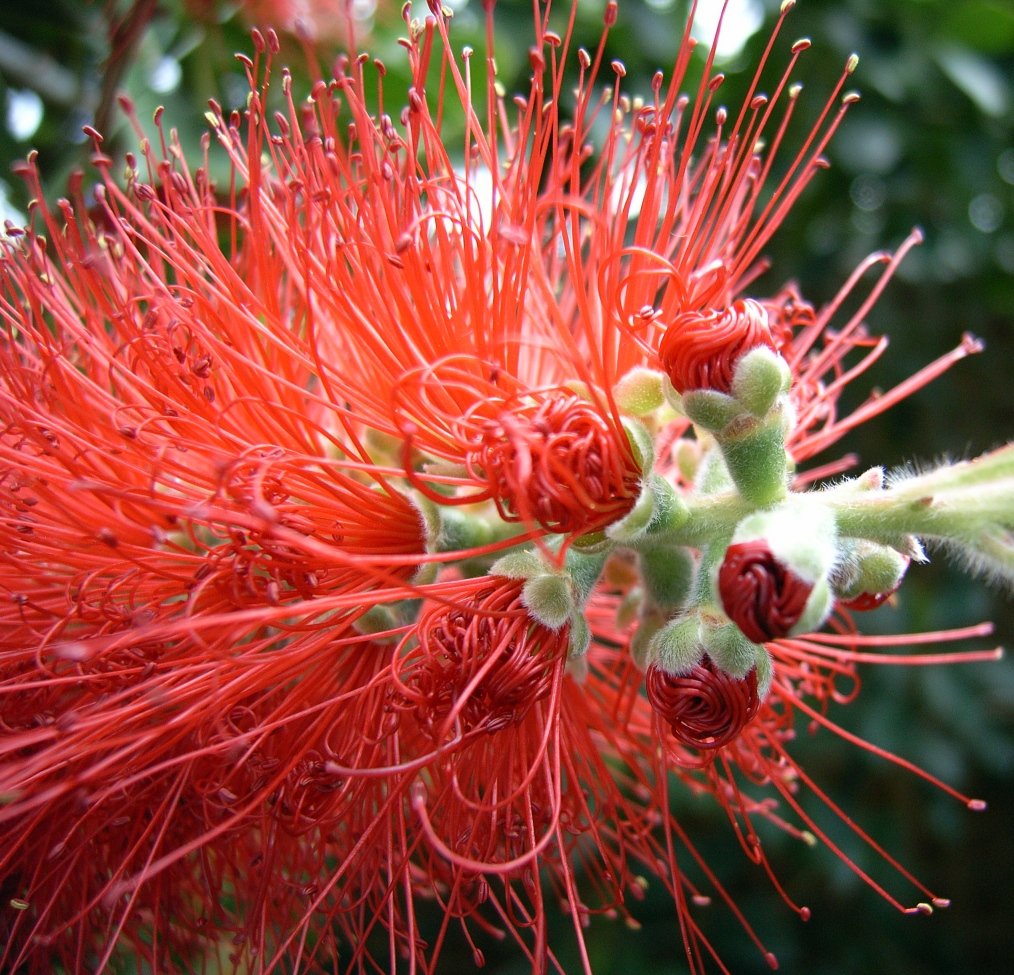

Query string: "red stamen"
[464, 393, 640, 535]
[395, 579, 569, 741]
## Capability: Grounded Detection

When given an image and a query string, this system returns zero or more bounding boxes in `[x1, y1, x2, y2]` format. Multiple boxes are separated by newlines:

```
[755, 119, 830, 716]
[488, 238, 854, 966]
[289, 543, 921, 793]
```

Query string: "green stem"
[831, 446, 1014, 544]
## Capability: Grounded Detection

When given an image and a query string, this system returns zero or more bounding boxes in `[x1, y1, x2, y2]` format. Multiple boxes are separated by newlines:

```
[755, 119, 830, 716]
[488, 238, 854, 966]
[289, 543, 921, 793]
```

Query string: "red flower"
[0, 2, 1003, 973]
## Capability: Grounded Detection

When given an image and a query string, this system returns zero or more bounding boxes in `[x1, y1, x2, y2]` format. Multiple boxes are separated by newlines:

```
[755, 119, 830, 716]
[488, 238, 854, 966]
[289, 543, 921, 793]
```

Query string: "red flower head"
[658, 298, 777, 395]
[0, 1, 1008, 974]
[646, 656, 761, 753]
[718, 538, 815, 642]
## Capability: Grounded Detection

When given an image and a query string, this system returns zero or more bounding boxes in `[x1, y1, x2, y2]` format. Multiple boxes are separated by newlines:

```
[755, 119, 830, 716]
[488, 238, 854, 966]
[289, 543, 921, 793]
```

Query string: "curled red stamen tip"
[658, 298, 776, 394]
[466, 393, 639, 534]
[399, 581, 567, 739]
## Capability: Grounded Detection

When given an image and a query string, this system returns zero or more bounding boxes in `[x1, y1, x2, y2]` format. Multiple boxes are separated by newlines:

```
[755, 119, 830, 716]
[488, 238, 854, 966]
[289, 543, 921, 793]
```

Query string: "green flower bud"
[731, 345, 791, 417]
[648, 616, 705, 675]
[615, 367, 667, 415]
[719, 499, 838, 641]
[681, 388, 743, 432]
[833, 539, 909, 609]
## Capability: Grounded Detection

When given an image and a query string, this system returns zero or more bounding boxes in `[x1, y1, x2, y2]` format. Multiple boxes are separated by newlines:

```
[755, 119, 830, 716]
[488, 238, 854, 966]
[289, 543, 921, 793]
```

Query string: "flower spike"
[0, 1, 1009, 973]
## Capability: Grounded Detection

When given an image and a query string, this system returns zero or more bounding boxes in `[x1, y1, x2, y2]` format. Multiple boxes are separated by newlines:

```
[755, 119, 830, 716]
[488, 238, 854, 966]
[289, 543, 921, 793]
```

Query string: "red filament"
[401, 581, 567, 740]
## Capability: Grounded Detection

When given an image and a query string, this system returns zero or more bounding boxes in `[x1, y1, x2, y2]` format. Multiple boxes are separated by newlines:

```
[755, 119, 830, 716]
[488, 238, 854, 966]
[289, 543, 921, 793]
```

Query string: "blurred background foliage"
[0, 1, 1011, 972]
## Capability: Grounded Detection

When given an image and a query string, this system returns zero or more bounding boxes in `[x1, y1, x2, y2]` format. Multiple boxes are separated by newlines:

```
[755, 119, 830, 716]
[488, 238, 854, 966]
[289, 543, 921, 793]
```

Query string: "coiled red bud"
[718, 539, 813, 643]
[646, 657, 760, 750]
[658, 298, 776, 394]
[466, 393, 640, 534]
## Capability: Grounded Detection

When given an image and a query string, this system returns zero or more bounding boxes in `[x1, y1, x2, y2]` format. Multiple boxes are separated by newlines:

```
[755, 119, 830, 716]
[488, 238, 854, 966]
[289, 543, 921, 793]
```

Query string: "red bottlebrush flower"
[646, 656, 761, 754]
[0, 1, 1007, 974]
[658, 298, 776, 395]
[718, 538, 815, 642]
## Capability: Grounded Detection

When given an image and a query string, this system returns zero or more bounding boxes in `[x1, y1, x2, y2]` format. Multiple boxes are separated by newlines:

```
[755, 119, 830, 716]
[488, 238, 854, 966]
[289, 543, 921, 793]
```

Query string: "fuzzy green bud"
[615, 367, 666, 416]
[648, 617, 705, 675]
[681, 388, 743, 433]
[522, 574, 574, 630]
[702, 622, 762, 679]
[731, 345, 792, 417]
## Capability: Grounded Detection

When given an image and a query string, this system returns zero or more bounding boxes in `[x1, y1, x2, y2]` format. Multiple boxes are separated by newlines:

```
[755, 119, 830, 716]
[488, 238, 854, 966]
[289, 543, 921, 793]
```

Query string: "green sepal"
[682, 388, 743, 433]
[435, 507, 495, 552]
[606, 476, 657, 543]
[648, 616, 705, 675]
[569, 529, 612, 554]
[622, 416, 655, 473]
[568, 611, 592, 658]
[489, 548, 548, 580]
[409, 491, 441, 549]
[833, 539, 909, 600]
[791, 577, 834, 636]
[731, 346, 791, 417]
[661, 375, 684, 415]
[522, 574, 574, 630]
[644, 476, 690, 535]
[630, 605, 666, 671]
[411, 561, 440, 585]
[702, 622, 762, 679]
[755, 646, 774, 699]
[731, 498, 839, 585]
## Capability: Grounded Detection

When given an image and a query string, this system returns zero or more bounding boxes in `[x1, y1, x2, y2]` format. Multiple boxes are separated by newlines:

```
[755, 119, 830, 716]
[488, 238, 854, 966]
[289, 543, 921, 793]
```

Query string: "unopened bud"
[702, 622, 762, 679]
[615, 367, 666, 416]
[658, 299, 776, 396]
[647, 617, 704, 675]
[522, 574, 574, 630]
[719, 501, 838, 641]
[731, 345, 792, 417]
[834, 540, 909, 610]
